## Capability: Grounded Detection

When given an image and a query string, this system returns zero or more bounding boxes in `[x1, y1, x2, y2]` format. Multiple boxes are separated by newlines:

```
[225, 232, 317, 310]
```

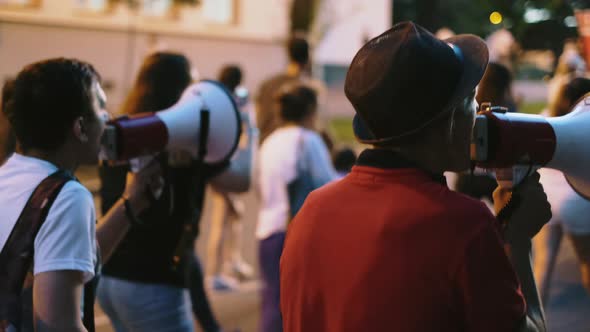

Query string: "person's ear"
[73, 117, 88, 143]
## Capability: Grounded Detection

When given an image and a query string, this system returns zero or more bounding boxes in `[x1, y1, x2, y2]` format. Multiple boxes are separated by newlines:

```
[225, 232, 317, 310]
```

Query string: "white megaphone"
[100, 80, 241, 164]
[472, 97, 590, 200]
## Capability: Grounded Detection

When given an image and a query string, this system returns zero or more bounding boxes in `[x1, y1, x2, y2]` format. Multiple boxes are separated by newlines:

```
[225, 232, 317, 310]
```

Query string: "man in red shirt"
[280, 22, 551, 332]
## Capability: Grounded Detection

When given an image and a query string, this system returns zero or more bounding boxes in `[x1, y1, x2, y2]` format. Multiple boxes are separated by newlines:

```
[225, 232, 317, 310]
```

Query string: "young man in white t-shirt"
[0, 58, 160, 331]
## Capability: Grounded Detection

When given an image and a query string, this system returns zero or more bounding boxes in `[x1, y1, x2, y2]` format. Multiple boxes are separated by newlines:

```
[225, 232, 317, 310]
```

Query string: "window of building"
[202, 0, 234, 24]
[0, 0, 40, 8]
[141, 0, 172, 17]
[74, 0, 109, 12]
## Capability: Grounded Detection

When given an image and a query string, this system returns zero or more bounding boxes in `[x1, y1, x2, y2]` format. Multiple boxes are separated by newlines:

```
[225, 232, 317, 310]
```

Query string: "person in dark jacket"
[97, 52, 251, 332]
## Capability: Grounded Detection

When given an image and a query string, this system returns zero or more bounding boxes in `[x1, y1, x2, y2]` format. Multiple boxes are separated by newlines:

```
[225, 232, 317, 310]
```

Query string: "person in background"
[207, 64, 255, 290]
[280, 22, 551, 332]
[97, 52, 252, 332]
[486, 28, 519, 72]
[0, 58, 159, 331]
[256, 35, 312, 144]
[476, 62, 518, 112]
[455, 62, 516, 205]
[435, 27, 455, 40]
[534, 77, 590, 305]
[0, 80, 16, 165]
[257, 83, 338, 332]
[547, 39, 586, 110]
[332, 147, 357, 178]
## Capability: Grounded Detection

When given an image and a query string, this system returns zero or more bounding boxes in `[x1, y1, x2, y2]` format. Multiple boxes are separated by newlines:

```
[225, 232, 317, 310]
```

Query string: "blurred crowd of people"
[1, 20, 590, 332]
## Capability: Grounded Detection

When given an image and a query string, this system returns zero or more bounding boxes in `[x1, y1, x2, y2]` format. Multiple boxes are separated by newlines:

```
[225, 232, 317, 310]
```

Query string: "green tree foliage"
[394, 0, 577, 52]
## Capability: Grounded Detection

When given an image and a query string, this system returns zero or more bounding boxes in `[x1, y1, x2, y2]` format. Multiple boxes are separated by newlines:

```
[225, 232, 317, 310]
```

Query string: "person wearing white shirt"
[256, 84, 338, 332]
[534, 77, 590, 305]
[0, 58, 159, 332]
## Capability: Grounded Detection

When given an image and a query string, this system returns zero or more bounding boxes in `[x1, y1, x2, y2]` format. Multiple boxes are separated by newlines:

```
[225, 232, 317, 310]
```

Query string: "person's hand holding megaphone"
[493, 172, 552, 244]
[121, 160, 162, 221]
[472, 98, 590, 200]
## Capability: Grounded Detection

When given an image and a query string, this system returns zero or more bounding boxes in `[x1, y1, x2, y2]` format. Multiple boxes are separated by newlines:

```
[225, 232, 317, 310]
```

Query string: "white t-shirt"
[256, 126, 338, 240]
[0, 154, 97, 282]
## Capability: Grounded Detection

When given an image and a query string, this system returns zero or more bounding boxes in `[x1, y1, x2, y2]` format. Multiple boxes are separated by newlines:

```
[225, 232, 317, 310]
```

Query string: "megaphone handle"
[171, 108, 210, 269]
[495, 165, 538, 189]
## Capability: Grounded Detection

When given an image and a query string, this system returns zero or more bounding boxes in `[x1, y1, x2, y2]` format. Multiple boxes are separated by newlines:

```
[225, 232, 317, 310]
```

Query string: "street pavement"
[80, 158, 590, 332]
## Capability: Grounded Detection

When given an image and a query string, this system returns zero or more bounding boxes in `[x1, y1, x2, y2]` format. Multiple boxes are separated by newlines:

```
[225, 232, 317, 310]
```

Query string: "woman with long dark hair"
[97, 52, 252, 332]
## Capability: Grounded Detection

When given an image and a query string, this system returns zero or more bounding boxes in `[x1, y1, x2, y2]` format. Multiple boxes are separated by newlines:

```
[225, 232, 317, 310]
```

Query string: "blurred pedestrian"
[256, 34, 318, 144]
[534, 77, 590, 305]
[486, 28, 519, 71]
[207, 64, 255, 291]
[547, 39, 586, 111]
[257, 83, 338, 332]
[332, 147, 357, 178]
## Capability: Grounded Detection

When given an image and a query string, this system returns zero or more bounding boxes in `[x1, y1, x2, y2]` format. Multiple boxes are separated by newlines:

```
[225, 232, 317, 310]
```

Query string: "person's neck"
[286, 63, 303, 77]
[281, 119, 314, 130]
[24, 146, 79, 172]
[379, 141, 449, 176]
[396, 148, 447, 175]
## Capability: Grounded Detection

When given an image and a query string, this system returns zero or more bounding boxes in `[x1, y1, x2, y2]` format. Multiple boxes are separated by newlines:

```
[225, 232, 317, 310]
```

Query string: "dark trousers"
[187, 252, 221, 332]
[258, 232, 286, 332]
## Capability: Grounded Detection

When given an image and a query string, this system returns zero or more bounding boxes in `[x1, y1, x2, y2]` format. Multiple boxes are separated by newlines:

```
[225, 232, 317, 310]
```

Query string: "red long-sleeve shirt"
[280, 149, 525, 332]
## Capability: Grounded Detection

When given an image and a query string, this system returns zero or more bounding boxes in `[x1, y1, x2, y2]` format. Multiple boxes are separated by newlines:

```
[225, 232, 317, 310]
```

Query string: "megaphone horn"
[100, 80, 241, 165]
[472, 97, 590, 200]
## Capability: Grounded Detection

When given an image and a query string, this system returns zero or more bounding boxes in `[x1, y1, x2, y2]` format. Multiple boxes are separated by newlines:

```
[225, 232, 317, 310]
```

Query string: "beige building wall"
[0, 0, 289, 113]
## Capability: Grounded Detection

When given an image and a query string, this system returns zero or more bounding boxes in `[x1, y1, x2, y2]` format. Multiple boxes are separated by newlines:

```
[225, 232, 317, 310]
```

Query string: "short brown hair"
[4, 58, 99, 151]
[277, 84, 317, 123]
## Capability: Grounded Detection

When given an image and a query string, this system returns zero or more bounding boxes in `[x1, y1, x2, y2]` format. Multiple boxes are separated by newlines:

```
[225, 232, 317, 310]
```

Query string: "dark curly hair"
[218, 64, 242, 93]
[475, 62, 514, 109]
[287, 35, 309, 66]
[277, 84, 317, 123]
[551, 77, 590, 117]
[3, 58, 99, 152]
[121, 52, 192, 115]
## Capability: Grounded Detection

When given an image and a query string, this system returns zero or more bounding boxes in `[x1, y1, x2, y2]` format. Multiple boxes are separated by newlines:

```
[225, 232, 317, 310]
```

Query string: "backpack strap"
[0, 169, 74, 331]
[82, 269, 98, 332]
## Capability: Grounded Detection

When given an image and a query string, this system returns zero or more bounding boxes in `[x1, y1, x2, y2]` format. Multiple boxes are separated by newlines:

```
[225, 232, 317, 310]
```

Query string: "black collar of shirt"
[356, 149, 447, 185]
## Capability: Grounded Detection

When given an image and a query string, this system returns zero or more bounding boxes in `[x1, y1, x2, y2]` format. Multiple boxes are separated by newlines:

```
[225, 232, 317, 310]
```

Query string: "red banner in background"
[576, 10, 590, 65]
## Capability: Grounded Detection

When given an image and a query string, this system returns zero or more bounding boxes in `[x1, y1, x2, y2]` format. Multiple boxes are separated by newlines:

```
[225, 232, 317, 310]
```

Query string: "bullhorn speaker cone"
[472, 96, 590, 200]
[100, 80, 242, 164]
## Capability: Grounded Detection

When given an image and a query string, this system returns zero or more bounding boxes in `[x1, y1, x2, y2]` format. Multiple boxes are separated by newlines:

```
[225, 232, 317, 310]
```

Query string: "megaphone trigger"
[495, 165, 538, 190]
[130, 155, 164, 200]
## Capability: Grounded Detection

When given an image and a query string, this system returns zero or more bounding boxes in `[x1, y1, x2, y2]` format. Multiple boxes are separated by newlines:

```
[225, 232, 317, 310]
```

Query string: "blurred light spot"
[490, 12, 503, 25]
[565, 16, 578, 27]
[524, 8, 551, 23]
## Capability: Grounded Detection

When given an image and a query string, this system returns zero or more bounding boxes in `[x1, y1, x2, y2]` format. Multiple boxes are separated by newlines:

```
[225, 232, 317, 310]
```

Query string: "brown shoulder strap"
[0, 170, 74, 330]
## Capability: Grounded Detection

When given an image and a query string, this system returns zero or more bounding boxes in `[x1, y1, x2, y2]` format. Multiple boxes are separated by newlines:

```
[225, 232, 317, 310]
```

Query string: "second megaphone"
[472, 97, 590, 199]
[100, 80, 241, 164]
